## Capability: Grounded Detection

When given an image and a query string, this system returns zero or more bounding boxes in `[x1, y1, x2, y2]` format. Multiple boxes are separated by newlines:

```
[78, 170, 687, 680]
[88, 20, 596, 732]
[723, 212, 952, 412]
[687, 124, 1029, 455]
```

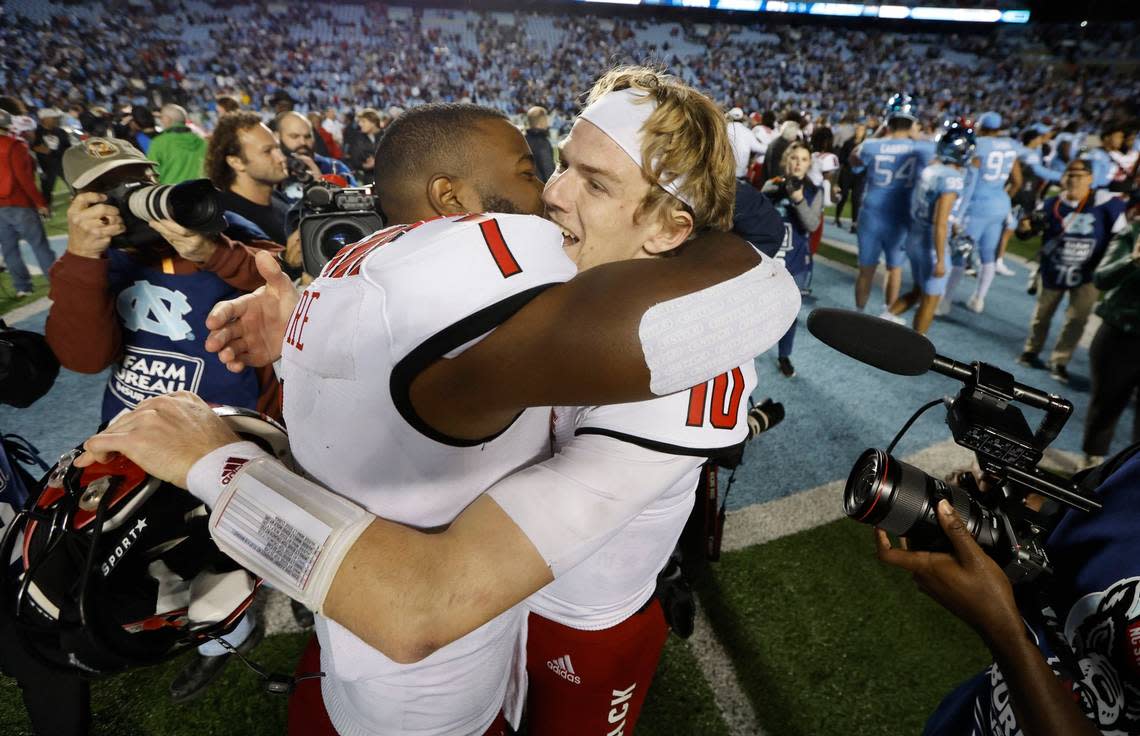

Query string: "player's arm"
[411, 231, 799, 441]
[932, 192, 956, 275]
[76, 393, 704, 663]
[1006, 158, 1023, 197]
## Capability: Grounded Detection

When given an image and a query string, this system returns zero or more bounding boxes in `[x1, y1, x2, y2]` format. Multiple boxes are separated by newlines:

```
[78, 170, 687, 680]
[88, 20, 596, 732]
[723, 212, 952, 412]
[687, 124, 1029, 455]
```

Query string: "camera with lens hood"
[297, 182, 383, 277]
[104, 178, 226, 251]
[807, 308, 1102, 585]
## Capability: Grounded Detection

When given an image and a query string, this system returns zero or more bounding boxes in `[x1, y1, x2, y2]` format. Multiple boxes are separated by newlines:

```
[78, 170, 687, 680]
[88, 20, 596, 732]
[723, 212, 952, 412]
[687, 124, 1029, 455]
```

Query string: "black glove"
[746, 398, 785, 439]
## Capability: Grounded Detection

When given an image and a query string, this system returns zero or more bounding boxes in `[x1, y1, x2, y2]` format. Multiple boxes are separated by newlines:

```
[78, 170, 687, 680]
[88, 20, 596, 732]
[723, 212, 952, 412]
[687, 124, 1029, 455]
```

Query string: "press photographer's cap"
[978, 111, 1002, 130]
[63, 137, 155, 190]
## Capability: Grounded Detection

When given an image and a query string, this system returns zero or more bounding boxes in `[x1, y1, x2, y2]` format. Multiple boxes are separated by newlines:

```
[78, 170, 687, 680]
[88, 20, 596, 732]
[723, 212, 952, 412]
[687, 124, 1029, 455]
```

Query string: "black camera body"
[104, 178, 225, 250]
[844, 360, 1101, 586]
[297, 183, 383, 277]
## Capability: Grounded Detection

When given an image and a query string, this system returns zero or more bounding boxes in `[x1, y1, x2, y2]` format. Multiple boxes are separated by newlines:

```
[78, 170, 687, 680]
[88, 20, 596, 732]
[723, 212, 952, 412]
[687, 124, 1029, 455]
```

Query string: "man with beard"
[276, 111, 355, 203]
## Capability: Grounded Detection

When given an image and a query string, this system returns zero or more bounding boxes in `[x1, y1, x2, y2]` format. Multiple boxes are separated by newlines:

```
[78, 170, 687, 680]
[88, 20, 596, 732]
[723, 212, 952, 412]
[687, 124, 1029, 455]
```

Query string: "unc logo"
[83, 138, 118, 158]
[1066, 213, 1095, 237]
[117, 281, 194, 341]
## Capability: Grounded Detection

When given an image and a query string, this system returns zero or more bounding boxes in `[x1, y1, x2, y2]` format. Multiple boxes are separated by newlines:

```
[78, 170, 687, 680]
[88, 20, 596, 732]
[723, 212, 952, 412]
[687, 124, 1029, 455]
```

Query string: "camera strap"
[1026, 584, 1083, 693]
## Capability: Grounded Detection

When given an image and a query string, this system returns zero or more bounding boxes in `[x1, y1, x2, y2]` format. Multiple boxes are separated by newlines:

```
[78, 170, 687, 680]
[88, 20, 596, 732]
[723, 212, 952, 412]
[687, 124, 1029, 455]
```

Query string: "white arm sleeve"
[187, 442, 374, 613]
[487, 433, 704, 578]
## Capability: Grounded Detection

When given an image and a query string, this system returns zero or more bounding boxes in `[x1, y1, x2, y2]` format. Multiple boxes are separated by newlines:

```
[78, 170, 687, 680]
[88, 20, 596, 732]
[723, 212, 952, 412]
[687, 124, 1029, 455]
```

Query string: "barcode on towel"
[218, 490, 324, 587]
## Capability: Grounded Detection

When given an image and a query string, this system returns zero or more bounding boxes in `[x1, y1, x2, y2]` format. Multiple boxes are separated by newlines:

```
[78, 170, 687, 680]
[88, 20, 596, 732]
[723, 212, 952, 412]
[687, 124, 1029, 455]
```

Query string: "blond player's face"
[543, 120, 665, 273]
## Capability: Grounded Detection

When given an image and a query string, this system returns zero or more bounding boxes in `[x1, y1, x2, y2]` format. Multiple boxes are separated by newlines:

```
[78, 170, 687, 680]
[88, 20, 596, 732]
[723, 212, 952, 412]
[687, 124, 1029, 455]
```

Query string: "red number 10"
[686, 368, 745, 429]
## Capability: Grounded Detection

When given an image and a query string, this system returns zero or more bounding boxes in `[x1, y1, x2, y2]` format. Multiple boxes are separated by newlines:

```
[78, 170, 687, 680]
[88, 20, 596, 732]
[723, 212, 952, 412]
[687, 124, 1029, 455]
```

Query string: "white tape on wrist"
[640, 254, 801, 396]
[186, 441, 270, 508]
[206, 456, 373, 614]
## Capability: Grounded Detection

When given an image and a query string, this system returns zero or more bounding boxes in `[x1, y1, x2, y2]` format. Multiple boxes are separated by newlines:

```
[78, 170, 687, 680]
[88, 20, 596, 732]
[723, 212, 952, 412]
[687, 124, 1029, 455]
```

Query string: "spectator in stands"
[1082, 210, 1140, 467]
[1018, 158, 1128, 383]
[205, 112, 292, 246]
[835, 121, 867, 231]
[727, 106, 764, 180]
[762, 141, 820, 377]
[45, 137, 282, 703]
[524, 105, 556, 182]
[31, 107, 68, 211]
[0, 110, 56, 298]
[344, 107, 382, 184]
[147, 104, 207, 184]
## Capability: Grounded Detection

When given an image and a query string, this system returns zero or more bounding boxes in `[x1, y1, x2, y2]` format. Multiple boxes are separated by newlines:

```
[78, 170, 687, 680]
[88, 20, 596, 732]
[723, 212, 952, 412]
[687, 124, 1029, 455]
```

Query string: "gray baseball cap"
[63, 137, 156, 190]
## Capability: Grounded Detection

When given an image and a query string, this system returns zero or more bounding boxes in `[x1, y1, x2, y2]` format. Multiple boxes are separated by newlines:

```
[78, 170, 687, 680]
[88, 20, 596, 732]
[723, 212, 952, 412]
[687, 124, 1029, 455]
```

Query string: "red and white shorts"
[525, 599, 669, 736]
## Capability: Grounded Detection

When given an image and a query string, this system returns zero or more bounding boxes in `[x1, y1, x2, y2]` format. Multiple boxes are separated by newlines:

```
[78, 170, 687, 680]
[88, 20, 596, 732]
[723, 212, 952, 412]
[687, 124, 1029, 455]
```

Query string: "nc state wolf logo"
[220, 457, 250, 486]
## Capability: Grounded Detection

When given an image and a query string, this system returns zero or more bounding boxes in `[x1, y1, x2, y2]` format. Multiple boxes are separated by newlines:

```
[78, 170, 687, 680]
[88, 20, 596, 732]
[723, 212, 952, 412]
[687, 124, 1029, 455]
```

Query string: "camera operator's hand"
[785, 176, 805, 203]
[876, 500, 1021, 645]
[284, 229, 303, 269]
[293, 153, 323, 179]
[75, 391, 240, 489]
[205, 250, 299, 371]
[66, 192, 124, 259]
[150, 219, 218, 263]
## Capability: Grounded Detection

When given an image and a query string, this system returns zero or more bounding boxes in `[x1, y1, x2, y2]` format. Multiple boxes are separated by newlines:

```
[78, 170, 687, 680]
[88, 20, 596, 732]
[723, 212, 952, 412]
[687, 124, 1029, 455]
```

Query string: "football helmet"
[883, 93, 918, 122]
[936, 120, 977, 166]
[1, 406, 293, 676]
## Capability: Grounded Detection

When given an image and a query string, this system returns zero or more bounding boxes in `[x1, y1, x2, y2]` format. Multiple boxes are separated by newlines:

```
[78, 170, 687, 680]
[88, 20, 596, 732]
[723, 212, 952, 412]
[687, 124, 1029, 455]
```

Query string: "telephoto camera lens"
[125, 179, 224, 233]
[843, 449, 1000, 549]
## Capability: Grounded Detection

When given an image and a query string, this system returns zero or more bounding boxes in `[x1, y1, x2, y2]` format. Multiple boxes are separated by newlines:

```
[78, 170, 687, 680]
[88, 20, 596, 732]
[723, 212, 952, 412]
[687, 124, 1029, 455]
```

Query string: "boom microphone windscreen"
[806, 308, 935, 376]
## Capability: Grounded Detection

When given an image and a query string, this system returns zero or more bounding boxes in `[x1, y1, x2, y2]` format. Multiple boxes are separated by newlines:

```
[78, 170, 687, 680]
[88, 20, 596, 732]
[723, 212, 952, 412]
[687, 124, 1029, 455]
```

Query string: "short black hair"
[887, 116, 915, 132]
[373, 103, 509, 199]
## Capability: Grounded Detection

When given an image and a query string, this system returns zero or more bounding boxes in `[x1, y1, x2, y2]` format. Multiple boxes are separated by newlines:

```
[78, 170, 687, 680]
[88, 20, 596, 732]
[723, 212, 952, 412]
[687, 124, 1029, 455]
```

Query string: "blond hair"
[584, 66, 735, 232]
[780, 140, 812, 175]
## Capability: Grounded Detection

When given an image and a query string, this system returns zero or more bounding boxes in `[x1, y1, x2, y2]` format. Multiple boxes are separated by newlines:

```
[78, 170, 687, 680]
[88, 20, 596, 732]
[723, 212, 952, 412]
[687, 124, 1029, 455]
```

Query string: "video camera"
[297, 182, 383, 277]
[105, 178, 226, 250]
[808, 308, 1102, 585]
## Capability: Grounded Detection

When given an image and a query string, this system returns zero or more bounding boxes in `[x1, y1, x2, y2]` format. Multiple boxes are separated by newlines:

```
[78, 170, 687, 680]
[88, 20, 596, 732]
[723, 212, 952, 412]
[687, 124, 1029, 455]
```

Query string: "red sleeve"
[14, 142, 47, 210]
[44, 252, 123, 373]
[201, 235, 284, 292]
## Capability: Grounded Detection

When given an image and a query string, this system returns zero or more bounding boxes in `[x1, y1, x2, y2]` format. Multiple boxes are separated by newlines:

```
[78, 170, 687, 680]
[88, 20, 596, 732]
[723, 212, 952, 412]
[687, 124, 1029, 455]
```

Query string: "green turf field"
[0, 518, 991, 735]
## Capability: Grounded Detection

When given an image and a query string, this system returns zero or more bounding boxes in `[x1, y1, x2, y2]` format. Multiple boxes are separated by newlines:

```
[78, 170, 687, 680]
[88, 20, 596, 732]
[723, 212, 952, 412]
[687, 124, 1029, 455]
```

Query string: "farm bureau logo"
[109, 347, 204, 407]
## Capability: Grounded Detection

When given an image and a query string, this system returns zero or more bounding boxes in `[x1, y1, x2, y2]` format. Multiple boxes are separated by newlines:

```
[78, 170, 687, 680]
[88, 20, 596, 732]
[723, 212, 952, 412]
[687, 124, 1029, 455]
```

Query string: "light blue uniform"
[962, 136, 1018, 264]
[853, 138, 935, 268]
[907, 162, 966, 295]
[1017, 143, 1061, 184]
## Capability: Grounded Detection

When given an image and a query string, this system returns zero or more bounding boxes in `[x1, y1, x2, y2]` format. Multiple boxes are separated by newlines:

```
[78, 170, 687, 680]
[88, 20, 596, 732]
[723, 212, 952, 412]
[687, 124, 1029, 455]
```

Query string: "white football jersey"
[280, 213, 575, 736]
[527, 361, 757, 630]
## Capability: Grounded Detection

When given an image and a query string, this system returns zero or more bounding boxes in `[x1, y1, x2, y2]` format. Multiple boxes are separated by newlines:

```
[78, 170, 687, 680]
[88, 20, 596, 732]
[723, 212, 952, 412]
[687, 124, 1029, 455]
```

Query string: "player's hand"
[875, 500, 1022, 645]
[66, 192, 123, 258]
[75, 392, 240, 489]
[934, 262, 946, 278]
[205, 249, 299, 371]
[151, 218, 218, 263]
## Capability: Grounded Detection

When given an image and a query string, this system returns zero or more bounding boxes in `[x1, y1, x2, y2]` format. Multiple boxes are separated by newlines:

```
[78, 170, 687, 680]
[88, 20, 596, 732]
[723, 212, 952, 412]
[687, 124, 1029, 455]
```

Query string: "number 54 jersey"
[279, 213, 576, 736]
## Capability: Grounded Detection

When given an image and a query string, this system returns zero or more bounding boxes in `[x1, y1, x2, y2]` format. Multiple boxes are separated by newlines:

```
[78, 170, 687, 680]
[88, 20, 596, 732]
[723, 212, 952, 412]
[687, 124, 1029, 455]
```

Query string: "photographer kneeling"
[876, 447, 1140, 736]
[762, 141, 820, 378]
[44, 138, 283, 703]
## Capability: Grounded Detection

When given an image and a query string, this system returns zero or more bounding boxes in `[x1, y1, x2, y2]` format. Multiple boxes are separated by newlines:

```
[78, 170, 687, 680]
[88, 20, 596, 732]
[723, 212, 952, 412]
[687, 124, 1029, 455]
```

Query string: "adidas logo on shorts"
[546, 654, 581, 685]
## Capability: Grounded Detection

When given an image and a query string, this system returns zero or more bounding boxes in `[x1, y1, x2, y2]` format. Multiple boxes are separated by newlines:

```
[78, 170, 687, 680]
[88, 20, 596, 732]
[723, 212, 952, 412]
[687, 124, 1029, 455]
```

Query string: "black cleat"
[778, 356, 796, 378]
[1018, 351, 1045, 369]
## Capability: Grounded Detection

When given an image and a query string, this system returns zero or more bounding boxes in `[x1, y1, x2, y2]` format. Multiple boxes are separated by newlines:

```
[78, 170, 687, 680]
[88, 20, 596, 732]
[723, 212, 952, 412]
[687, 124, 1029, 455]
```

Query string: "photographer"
[1017, 157, 1128, 383]
[43, 137, 282, 703]
[276, 111, 356, 203]
[762, 140, 820, 377]
[877, 444, 1140, 736]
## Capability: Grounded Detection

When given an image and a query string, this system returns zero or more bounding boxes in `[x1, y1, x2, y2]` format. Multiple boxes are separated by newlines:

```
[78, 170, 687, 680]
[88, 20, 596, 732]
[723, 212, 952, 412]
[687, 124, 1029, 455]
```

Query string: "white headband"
[578, 88, 693, 209]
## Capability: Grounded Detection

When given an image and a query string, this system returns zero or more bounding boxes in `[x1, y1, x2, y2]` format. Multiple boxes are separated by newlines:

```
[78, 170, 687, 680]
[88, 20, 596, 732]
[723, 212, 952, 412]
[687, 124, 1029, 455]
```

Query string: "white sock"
[944, 266, 966, 303]
[975, 263, 996, 302]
